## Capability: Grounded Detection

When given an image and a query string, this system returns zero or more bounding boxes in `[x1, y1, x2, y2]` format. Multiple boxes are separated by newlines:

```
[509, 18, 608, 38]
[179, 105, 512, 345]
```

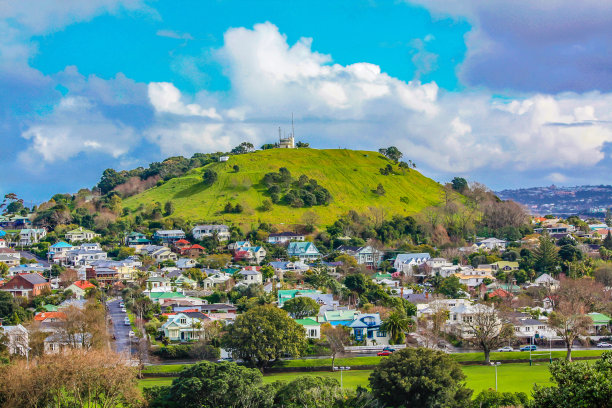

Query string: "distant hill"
[123, 148, 447, 226]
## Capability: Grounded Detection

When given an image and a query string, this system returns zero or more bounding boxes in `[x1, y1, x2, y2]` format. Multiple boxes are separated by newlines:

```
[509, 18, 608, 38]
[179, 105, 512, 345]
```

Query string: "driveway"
[108, 298, 132, 357]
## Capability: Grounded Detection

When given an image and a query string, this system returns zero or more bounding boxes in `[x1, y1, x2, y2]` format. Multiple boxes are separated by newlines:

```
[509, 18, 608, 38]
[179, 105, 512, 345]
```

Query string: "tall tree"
[369, 348, 472, 408]
[321, 323, 350, 369]
[281, 297, 320, 319]
[463, 304, 515, 364]
[222, 306, 306, 371]
[381, 311, 410, 344]
[533, 233, 560, 274]
[548, 301, 592, 361]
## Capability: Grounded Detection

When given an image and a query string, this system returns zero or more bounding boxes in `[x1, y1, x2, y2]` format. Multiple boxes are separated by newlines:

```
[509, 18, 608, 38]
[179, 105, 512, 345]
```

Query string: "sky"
[3, 0, 612, 203]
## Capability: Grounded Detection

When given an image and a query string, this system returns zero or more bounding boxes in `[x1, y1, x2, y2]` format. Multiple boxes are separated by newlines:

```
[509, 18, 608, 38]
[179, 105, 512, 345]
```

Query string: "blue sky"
[3, 0, 612, 203]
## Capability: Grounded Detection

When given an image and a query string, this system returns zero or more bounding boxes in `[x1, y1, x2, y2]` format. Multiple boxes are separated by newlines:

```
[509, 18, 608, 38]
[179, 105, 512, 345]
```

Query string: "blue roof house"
[349, 313, 390, 346]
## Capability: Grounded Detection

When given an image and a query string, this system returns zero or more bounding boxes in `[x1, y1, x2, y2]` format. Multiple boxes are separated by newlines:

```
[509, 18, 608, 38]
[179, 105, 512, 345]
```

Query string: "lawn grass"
[138, 362, 566, 396]
[123, 149, 448, 227]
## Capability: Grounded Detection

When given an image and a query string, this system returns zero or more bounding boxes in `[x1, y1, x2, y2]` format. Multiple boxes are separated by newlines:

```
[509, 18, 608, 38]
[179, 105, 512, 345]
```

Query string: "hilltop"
[123, 149, 447, 226]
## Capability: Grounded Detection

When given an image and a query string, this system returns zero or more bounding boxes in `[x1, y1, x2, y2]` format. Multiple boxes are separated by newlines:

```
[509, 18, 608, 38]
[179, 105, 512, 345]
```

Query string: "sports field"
[138, 361, 562, 396]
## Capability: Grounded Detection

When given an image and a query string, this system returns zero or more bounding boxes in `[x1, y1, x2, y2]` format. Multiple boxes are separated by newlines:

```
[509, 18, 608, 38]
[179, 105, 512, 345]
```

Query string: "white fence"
[344, 344, 407, 353]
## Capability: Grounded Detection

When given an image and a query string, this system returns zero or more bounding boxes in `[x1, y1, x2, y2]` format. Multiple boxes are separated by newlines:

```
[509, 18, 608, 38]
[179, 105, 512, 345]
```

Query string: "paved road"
[20, 251, 50, 267]
[108, 298, 133, 357]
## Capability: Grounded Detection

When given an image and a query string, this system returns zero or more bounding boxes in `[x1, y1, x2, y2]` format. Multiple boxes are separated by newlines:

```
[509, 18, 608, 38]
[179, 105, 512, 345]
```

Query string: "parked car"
[520, 345, 537, 351]
[383, 346, 396, 352]
[124, 317, 130, 326]
[128, 331, 135, 337]
[119, 302, 124, 308]
[498, 346, 514, 352]
[121, 307, 127, 313]
[377, 350, 392, 356]
[597, 342, 612, 348]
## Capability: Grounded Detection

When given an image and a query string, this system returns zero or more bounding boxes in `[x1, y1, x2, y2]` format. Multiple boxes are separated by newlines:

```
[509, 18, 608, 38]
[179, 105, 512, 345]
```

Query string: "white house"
[153, 230, 186, 243]
[237, 269, 263, 285]
[48, 241, 74, 264]
[18, 228, 46, 246]
[268, 232, 305, 244]
[534, 273, 560, 289]
[203, 272, 232, 289]
[66, 249, 107, 266]
[336, 245, 385, 268]
[513, 318, 555, 340]
[295, 318, 321, 339]
[191, 224, 230, 241]
[177, 258, 197, 269]
[0, 324, 29, 355]
[162, 312, 209, 341]
[65, 227, 99, 242]
[475, 238, 507, 251]
[394, 253, 431, 274]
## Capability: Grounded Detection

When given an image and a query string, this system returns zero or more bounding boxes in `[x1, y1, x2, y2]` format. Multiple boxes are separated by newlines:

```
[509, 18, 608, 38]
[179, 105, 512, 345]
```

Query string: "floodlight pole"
[490, 362, 501, 390]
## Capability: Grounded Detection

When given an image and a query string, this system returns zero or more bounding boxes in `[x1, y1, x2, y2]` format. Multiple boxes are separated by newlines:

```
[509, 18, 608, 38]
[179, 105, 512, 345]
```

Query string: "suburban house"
[180, 244, 206, 258]
[587, 312, 611, 335]
[491, 261, 519, 272]
[0, 250, 20, 267]
[173, 239, 191, 251]
[233, 246, 267, 264]
[394, 253, 431, 274]
[125, 232, 151, 246]
[176, 258, 197, 269]
[318, 310, 359, 326]
[87, 259, 139, 282]
[534, 223, 576, 234]
[65, 227, 100, 242]
[66, 248, 108, 266]
[0, 215, 32, 229]
[0, 324, 29, 355]
[47, 241, 74, 264]
[534, 273, 560, 288]
[513, 317, 554, 340]
[202, 272, 232, 289]
[8, 264, 49, 277]
[65, 280, 95, 299]
[1, 273, 50, 298]
[44, 332, 91, 354]
[18, 228, 46, 246]
[237, 269, 263, 285]
[287, 242, 321, 262]
[475, 238, 507, 251]
[192, 224, 231, 241]
[153, 229, 186, 243]
[336, 245, 384, 268]
[295, 318, 321, 339]
[135, 245, 178, 263]
[268, 232, 305, 244]
[349, 313, 390, 345]
[162, 312, 210, 341]
[228, 240, 251, 251]
[34, 311, 67, 323]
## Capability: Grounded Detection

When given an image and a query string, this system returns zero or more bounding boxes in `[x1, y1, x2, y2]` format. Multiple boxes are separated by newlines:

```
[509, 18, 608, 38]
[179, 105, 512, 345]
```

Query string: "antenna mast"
[291, 113, 295, 138]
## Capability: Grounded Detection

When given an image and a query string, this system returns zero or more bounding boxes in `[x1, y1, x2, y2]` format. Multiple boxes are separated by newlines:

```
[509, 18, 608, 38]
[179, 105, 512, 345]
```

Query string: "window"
[367, 330, 374, 339]
[377, 330, 387, 337]
[309, 329, 317, 337]
[180, 318, 187, 324]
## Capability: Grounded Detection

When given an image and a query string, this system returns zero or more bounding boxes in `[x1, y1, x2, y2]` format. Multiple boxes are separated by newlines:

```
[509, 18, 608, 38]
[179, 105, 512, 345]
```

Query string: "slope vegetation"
[123, 149, 445, 226]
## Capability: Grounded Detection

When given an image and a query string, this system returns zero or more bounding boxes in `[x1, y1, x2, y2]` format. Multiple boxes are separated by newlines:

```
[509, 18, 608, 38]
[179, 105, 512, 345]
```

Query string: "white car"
[119, 302, 125, 308]
[124, 317, 130, 326]
[128, 331, 135, 337]
[497, 346, 514, 352]
[597, 342, 612, 348]
[121, 307, 127, 313]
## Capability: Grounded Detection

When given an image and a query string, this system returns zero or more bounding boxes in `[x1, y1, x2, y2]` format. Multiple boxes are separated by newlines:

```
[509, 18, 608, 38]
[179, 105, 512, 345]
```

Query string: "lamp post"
[490, 362, 501, 390]
[333, 366, 351, 388]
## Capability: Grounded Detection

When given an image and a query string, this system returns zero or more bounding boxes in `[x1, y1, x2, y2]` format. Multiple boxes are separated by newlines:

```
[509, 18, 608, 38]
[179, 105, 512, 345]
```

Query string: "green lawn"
[139, 361, 599, 397]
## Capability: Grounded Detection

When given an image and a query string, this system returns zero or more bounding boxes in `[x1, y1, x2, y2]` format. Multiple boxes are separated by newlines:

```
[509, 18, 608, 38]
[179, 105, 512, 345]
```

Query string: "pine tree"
[603, 232, 612, 250]
[533, 233, 560, 275]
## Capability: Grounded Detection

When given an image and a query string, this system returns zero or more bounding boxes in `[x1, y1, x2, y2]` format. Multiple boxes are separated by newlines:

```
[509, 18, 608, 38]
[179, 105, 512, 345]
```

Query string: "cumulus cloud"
[406, 0, 612, 93]
[18, 96, 138, 168]
[148, 82, 221, 119]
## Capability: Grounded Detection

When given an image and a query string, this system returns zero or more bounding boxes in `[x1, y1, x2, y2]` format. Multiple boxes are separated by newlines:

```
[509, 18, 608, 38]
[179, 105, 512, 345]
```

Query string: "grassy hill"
[123, 149, 446, 227]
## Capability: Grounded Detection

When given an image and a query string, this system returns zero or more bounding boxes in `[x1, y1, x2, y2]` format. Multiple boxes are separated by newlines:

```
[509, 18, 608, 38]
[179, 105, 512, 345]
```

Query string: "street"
[107, 298, 133, 358]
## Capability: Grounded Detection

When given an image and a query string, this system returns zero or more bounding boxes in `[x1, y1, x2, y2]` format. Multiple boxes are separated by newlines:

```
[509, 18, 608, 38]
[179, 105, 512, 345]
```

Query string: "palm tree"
[381, 312, 410, 344]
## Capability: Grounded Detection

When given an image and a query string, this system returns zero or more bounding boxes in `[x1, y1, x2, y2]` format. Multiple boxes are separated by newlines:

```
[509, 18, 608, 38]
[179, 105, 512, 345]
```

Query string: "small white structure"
[219, 156, 230, 162]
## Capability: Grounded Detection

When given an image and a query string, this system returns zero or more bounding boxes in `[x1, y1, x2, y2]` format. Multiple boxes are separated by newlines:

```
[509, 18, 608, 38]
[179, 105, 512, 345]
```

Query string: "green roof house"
[295, 318, 321, 339]
[587, 312, 611, 335]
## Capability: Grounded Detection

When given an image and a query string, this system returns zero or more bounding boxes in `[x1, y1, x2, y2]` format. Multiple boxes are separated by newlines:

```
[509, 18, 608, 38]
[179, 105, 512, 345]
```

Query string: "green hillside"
[123, 149, 446, 227]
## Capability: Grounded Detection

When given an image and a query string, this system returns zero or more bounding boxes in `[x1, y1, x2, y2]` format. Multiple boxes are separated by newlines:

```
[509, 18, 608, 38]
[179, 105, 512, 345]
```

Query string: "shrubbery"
[262, 168, 332, 208]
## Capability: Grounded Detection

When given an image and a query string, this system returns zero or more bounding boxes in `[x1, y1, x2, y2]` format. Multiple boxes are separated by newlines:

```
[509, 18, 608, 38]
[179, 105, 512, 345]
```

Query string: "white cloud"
[156, 29, 194, 40]
[148, 82, 221, 119]
[18, 96, 138, 167]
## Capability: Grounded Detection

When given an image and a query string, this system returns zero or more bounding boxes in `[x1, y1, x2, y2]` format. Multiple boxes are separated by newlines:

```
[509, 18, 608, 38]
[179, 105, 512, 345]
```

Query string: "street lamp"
[490, 362, 501, 391]
[333, 366, 351, 388]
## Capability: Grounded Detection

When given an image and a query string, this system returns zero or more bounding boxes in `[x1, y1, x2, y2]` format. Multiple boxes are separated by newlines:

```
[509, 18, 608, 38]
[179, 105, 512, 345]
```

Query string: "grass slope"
[123, 149, 445, 226]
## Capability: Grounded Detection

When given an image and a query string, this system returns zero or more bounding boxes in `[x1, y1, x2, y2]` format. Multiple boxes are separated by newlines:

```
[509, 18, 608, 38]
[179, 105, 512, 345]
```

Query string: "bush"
[153, 345, 192, 359]
[188, 341, 221, 360]
[202, 169, 218, 185]
[472, 390, 528, 408]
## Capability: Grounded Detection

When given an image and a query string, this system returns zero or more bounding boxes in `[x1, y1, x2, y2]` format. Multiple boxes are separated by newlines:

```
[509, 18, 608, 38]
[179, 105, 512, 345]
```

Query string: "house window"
[354, 329, 363, 337]
[377, 330, 387, 337]
[309, 329, 317, 337]
[367, 330, 374, 339]
[180, 318, 187, 324]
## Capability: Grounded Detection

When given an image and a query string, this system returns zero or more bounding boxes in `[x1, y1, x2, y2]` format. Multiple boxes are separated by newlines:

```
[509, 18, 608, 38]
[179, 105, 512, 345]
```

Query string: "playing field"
[139, 361, 562, 396]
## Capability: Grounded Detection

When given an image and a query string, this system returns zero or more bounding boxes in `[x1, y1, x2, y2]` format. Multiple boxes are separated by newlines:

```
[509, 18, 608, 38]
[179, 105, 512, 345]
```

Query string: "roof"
[66, 228, 95, 234]
[34, 311, 66, 321]
[175, 239, 190, 244]
[587, 312, 611, 325]
[270, 231, 303, 237]
[50, 241, 73, 248]
[323, 309, 358, 322]
[349, 313, 383, 328]
[149, 292, 187, 299]
[71, 280, 95, 290]
[13, 273, 48, 285]
[492, 261, 519, 268]
[42, 304, 58, 312]
[295, 318, 320, 326]
[287, 241, 319, 254]
[395, 253, 431, 263]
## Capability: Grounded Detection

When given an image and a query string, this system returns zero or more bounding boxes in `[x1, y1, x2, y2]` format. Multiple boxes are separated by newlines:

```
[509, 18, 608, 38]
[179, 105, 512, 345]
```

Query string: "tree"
[321, 323, 350, 369]
[233, 165, 240, 172]
[0, 262, 8, 277]
[594, 264, 612, 287]
[462, 304, 514, 364]
[451, 177, 468, 193]
[532, 351, 612, 407]
[273, 377, 350, 407]
[533, 233, 560, 274]
[548, 301, 592, 361]
[436, 275, 466, 298]
[260, 264, 275, 281]
[603, 232, 612, 250]
[375, 183, 386, 196]
[146, 361, 269, 408]
[381, 311, 410, 344]
[260, 199, 273, 212]
[282, 297, 320, 319]
[369, 348, 472, 408]
[222, 306, 306, 371]
[344, 273, 369, 294]
[379, 146, 403, 163]
[558, 244, 582, 262]
[164, 201, 175, 216]
[58, 268, 79, 289]
[202, 169, 218, 185]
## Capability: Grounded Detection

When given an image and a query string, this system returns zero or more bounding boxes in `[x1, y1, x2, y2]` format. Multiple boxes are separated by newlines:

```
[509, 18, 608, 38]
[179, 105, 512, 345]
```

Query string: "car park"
[498, 346, 514, 352]
[520, 345, 537, 351]
[597, 342, 612, 348]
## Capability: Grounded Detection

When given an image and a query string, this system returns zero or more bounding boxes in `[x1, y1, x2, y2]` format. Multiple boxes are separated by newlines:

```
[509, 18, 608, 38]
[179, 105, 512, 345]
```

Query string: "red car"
[377, 350, 392, 356]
